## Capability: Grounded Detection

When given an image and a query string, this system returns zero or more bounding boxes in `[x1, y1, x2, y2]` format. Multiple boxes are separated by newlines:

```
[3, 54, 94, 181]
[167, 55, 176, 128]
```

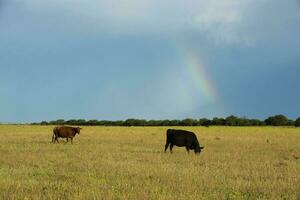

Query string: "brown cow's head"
[74, 127, 82, 134]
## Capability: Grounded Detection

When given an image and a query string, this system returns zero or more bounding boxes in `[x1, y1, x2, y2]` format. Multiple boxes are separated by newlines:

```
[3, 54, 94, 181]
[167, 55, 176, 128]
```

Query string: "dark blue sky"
[0, 0, 299, 122]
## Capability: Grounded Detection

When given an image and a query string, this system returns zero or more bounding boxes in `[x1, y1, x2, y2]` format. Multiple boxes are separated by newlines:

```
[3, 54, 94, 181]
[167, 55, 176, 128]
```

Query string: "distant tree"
[211, 117, 225, 126]
[147, 120, 160, 126]
[49, 119, 65, 125]
[169, 120, 181, 126]
[56, 119, 65, 125]
[198, 118, 210, 127]
[32, 115, 294, 127]
[225, 115, 239, 126]
[161, 120, 171, 126]
[112, 120, 123, 126]
[76, 119, 86, 125]
[123, 119, 133, 126]
[66, 119, 77, 125]
[287, 120, 295, 126]
[249, 119, 265, 126]
[86, 120, 99, 126]
[264, 115, 289, 126]
[137, 119, 147, 126]
[180, 118, 197, 126]
[123, 119, 147, 126]
[295, 117, 300, 127]
[239, 117, 248, 126]
[41, 121, 48, 125]
[98, 120, 109, 126]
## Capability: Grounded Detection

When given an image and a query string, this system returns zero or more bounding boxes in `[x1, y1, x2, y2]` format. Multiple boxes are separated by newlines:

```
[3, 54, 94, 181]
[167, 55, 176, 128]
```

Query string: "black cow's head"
[194, 146, 204, 154]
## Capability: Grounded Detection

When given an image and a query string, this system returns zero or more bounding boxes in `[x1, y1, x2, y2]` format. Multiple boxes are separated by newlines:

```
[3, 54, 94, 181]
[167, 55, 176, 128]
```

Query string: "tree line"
[31, 114, 300, 127]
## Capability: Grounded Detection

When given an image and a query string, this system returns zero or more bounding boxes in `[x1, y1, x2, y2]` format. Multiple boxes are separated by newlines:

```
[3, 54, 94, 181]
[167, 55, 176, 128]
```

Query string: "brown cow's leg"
[71, 137, 73, 144]
[66, 138, 69, 143]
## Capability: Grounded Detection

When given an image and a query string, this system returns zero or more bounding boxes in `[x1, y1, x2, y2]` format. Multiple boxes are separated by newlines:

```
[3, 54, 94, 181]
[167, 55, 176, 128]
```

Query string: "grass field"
[0, 125, 299, 199]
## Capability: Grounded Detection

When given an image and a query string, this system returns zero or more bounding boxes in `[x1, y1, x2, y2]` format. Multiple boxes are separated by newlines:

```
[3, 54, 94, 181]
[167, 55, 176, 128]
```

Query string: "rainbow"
[176, 44, 219, 104]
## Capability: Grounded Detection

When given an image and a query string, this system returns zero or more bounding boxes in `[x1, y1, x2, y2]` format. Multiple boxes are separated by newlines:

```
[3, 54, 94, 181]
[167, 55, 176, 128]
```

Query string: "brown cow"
[52, 126, 81, 144]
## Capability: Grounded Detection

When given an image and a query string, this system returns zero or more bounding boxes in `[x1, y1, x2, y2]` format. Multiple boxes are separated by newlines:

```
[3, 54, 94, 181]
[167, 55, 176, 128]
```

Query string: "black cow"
[164, 129, 204, 154]
[52, 126, 81, 143]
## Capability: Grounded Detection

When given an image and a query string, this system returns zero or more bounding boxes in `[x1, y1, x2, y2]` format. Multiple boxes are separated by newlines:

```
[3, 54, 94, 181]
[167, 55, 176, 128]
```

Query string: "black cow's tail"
[166, 129, 174, 143]
[167, 129, 173, 138]
[165, 129, 173, 152]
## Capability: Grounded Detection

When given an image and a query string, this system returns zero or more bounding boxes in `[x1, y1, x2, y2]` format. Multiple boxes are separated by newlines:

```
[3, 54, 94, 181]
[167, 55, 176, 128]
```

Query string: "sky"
[0, 0, 300, 122]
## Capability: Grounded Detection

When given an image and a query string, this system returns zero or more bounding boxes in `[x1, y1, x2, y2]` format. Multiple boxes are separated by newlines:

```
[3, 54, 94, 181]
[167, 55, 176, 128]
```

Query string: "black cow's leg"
[71, 137, 73, 144]
[186, 146, 190, 153]
[164, 142, 170, 152]
[55, 137, 59, 143]
[170, 144, 174, 153]
[66, 138, 69, 143]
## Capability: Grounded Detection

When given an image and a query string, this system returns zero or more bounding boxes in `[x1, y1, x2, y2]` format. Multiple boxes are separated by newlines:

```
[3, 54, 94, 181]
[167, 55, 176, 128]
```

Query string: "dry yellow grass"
[0, 125, 299, 199]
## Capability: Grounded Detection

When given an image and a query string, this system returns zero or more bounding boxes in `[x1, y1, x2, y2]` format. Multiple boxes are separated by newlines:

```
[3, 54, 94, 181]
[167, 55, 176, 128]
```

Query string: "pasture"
[0, 125, 299, 199]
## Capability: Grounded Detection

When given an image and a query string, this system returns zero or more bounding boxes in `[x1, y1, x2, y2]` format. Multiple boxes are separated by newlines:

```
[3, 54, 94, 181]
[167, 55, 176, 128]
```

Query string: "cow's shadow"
[125, 149, 162, 154]
[32, 139, 70, 144]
